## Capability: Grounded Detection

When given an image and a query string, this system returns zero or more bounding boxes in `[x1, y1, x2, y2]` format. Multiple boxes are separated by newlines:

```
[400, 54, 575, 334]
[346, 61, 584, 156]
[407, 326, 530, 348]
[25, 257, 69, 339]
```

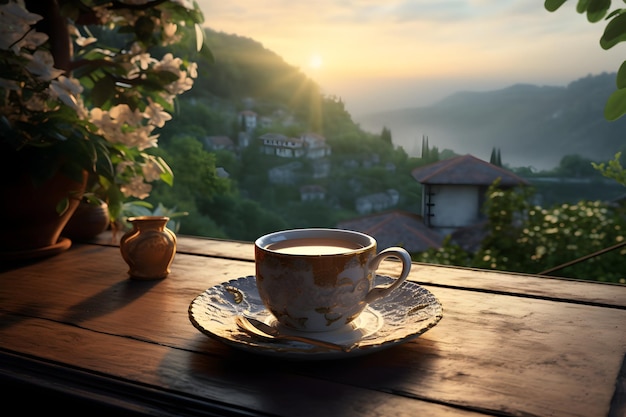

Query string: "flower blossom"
[121, 175, 152, 199]
[25, 50, 65, 81]
[91, 104, 159, 150]
[144, 98, 172, 128]
[49, 76, 84, 111]
[142, 158, 165, 182]
[0, 2, 43, 51]
[131, 52, 157, 70]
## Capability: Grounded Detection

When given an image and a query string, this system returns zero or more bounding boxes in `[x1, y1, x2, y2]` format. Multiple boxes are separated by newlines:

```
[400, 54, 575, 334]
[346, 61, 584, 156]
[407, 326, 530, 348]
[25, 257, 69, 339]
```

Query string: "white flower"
[25, 50, 65, 81]
[142, 158, 164, 182]
[16, 31, 49, 53]
[0, 2, 43, 51]
[109, 104, 145, 126]
[144, 99, 171, 128]
[170, 70, 194, 94]
[121, 176, 152, 199]
[131, 52, 157, 70]
[154, 53, 182, 74]
[188, 62, 198, 78]
[49, 76, 83, 110]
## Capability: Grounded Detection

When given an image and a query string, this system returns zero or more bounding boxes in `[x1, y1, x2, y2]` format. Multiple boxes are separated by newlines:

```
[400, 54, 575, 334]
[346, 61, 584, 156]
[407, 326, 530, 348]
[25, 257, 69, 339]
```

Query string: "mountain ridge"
[354, 73, 626, 170]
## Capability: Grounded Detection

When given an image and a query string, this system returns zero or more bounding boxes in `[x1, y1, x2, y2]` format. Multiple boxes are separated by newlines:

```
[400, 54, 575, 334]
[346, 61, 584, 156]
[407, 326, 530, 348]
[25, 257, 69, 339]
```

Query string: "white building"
[411, 154, 529, 235]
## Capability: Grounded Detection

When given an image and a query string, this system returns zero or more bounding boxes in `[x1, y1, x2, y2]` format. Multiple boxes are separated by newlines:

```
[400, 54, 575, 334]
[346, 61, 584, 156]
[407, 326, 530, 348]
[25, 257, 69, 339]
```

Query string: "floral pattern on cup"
[255, 228, 412, 332]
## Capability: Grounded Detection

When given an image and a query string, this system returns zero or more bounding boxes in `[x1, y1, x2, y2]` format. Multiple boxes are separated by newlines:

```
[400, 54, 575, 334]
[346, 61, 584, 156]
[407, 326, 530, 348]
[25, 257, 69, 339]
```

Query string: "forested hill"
[162, 28, 364, 146]
[355, 73, 626, 170]
[186, 29, 324, 126]
[179, 29, 624, 172]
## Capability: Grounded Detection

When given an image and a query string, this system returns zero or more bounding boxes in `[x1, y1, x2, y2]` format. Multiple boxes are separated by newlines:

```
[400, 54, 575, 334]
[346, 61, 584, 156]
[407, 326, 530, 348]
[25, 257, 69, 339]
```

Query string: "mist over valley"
[354, 73, 626, 171]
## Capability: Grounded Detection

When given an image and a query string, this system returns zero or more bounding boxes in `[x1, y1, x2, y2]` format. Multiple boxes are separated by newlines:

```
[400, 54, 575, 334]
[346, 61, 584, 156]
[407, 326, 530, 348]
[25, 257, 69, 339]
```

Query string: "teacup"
[254, 228, 412, 332]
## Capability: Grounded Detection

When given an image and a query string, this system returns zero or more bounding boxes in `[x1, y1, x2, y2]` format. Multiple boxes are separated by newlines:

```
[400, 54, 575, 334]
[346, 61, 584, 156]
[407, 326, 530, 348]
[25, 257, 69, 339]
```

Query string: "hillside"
[355, 73, 626, 170]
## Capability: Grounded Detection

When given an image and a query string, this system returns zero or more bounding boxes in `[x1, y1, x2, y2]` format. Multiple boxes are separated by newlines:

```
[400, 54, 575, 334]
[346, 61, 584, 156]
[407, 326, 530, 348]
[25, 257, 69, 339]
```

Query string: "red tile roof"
[337, 210, 443, 253]
[411, 154, 529, 186]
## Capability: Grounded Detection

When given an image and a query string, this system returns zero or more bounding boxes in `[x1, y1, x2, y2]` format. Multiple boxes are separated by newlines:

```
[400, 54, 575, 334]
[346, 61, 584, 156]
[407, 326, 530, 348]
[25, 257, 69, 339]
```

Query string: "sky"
[195, 0, 624, 117]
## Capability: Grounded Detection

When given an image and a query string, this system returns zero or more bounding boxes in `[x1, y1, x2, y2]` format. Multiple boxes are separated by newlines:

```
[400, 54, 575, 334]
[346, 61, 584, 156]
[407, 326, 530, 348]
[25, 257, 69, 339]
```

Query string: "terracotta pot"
[120, 216, 177, 280]
[1, 171, 87, 253]
[63, 200, 110, 241]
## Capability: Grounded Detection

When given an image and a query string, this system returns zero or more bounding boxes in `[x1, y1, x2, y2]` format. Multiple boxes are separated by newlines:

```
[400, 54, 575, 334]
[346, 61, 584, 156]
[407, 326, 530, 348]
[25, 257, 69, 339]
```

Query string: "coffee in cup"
[254, 228, 412, 332]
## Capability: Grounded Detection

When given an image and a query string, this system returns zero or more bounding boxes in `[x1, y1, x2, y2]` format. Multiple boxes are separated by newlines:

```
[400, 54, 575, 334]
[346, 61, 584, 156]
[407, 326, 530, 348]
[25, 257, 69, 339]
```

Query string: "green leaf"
[600, 11, 626, 49]
[616, 60, 626, 88]
[576, 0, 591, 14]
[195, 23, 204, 52]
[134, 16, 156, 44]
[603, 87, 626, 120]
[585, 0, 611, 22]
[155, 155, 174, 186]
[91, 76, 116, 107]
[545, 0, 568, 12]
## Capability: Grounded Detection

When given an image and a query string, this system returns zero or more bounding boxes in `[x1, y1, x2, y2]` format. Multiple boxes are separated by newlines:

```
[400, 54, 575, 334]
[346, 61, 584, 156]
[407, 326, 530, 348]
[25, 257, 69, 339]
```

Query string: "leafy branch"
[545, 0, 626, 120]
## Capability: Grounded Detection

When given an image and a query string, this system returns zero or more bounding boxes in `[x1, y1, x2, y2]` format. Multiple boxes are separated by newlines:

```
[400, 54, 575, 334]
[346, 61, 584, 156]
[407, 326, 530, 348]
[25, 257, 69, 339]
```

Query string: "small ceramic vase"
[120, 216, 177, 280]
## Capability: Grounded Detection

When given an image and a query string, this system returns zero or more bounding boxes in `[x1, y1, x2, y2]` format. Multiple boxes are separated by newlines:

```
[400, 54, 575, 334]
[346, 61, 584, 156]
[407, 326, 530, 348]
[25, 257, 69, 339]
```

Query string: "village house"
[339, 154, 528, 254]
[258, 132, 331, 159]
[411, 154, 529, 235]
[268, 161, 302, 185]
[300, 132, 331, 159]
[202, 136, 235, 152]
[355, 189, 400, 215]
[300, 185, 326, 201]
[259, 133, 306, 158]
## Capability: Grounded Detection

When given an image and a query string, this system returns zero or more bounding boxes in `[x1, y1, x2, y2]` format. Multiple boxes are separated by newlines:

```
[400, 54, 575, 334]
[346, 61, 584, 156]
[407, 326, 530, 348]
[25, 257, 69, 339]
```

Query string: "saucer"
[188, 275, 443, 360]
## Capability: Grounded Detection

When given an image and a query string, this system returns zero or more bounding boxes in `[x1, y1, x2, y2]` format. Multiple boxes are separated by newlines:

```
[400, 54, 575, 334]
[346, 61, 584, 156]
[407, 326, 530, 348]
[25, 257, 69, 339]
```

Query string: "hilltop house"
[268, 162, 302, 185]
[300, 132, 332, 159]
[259, 133, 306, 158]
[411, 154, 529, 235]
[258, 132, 331, 159]
[202, 136, 235, 152]
[300, 185, 326, 201]
[338, 154, 528, 253]
[355, 189, 400, 215]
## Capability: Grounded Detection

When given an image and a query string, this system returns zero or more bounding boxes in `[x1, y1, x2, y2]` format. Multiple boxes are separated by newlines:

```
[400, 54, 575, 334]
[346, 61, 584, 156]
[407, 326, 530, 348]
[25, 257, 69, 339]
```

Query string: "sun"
[309, 54, 323, 69]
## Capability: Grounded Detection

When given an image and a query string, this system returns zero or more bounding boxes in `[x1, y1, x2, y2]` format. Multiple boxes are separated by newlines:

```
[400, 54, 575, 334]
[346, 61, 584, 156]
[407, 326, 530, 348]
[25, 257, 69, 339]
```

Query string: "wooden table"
[1, 233, 625, 417]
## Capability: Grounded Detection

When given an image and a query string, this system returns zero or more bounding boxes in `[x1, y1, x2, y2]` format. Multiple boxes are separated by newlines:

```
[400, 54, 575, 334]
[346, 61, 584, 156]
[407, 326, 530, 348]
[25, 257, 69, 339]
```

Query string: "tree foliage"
[592, 151, 626, 186]
[416, 182, 626, 283]
[545, 0, 626, 120]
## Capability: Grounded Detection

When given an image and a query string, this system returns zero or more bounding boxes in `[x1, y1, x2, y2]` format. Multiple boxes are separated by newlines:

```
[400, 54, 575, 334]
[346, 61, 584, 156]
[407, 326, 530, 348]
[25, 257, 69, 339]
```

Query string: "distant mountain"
[354, 73, 626, 170]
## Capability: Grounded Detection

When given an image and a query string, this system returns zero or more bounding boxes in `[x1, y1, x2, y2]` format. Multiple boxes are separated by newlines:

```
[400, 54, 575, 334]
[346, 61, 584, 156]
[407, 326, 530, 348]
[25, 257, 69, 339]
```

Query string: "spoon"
[235, 316, 357, 352]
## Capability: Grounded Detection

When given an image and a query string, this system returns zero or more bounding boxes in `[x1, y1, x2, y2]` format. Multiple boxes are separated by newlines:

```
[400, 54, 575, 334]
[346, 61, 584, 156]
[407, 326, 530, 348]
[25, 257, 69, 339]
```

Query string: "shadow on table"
[178, 335, 440, 416]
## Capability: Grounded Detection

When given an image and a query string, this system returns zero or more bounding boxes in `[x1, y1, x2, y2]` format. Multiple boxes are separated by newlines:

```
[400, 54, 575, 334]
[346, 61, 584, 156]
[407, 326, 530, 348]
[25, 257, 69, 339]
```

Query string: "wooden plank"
[610, 353, 626, 417]
[2, 244, 625, 417]
[0, 320, 480, 417]
[91, 234, 626, 308]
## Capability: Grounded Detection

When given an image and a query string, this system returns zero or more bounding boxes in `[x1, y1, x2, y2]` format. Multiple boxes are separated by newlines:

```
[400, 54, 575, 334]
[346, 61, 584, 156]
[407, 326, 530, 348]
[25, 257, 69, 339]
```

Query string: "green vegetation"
[416, 181, 626, 283]
[546, 0, 626, 120]
[145, 29, 426, 239]
[144, 28, 625, 283]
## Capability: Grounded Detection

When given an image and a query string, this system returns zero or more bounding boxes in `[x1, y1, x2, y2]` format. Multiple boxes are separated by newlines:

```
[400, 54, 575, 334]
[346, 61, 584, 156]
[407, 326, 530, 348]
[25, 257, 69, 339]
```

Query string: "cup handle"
[364, 247, 412, 304]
